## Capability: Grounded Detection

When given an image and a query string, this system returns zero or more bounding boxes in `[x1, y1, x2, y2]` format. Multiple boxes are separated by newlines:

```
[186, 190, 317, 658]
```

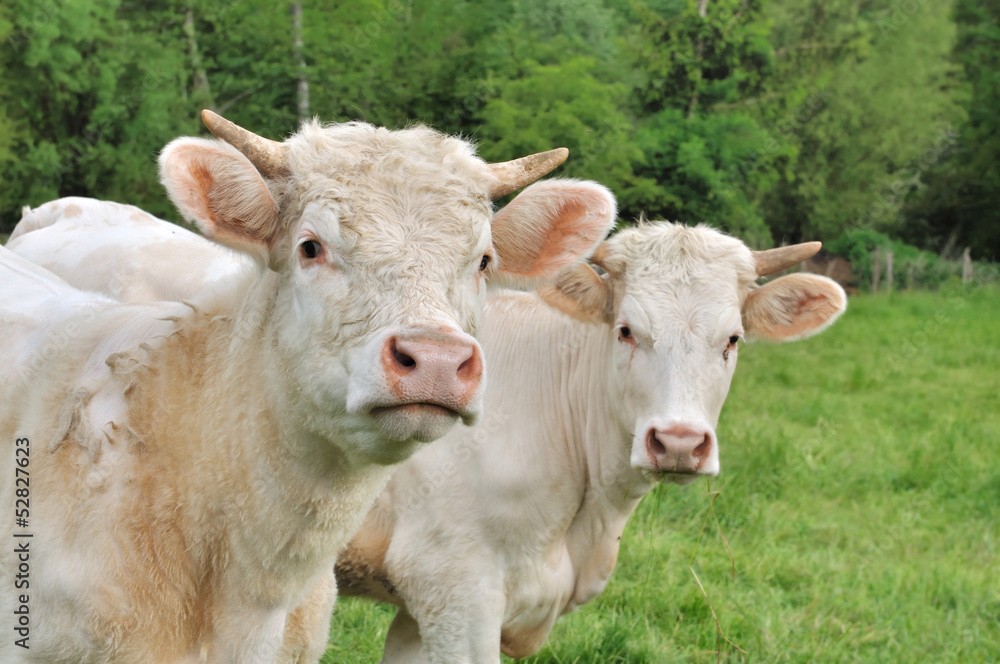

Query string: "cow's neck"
[555, 314, 654, 509]
[132, 271, 386, 604]
[483, 293, 651, 538]
[555, 308, 656, 604]
[482, 293, 655, 618]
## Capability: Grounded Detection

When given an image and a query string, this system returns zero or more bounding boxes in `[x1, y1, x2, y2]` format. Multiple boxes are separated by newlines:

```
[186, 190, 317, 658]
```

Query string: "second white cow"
[334, 223, 847, 663]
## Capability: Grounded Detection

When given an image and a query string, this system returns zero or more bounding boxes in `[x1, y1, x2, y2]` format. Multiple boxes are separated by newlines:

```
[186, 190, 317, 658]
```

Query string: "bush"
[826, 229, 974, 291]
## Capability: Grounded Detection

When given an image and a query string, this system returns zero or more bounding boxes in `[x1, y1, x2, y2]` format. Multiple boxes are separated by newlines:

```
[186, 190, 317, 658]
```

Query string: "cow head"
[159, 111, 616, 464]
[538, 224, 846, 485]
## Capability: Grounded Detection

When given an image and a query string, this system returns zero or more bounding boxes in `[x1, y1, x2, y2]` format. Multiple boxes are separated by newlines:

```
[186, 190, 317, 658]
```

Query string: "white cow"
[8, 198, 246, 303]
[12, 206, 847, 663]
[0, 110, 616, 664]
[332, 224, 847, 663]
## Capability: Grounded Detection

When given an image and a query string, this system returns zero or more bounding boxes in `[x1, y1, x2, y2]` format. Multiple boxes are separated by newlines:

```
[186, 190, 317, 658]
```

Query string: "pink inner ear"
[164, 148, 216, 225]
[507, 200, 592, 277]
[771, 295, 833, 339]
[161, 139, 280, 252]
[492, 181, 616, 284]
[536, 261, 611, 324]
[184, 161, 216, 225]
[744, 275, 846, 342]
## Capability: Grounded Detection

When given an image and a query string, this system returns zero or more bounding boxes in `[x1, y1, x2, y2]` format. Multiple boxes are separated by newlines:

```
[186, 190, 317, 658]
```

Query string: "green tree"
[622, 0, 782, 244]
[750, 0, 964, 243]
[0, 0, 991, 262]
[476, 55, 641, 198]
[902, 0, 1000, 259]
[0, 0, 195, 229]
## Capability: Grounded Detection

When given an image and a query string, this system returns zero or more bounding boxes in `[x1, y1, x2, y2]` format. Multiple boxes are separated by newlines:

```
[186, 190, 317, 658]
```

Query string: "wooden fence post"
[872, 247, 881, 293]
[885, 251, 894, 292]
[962, 247, 973, 283]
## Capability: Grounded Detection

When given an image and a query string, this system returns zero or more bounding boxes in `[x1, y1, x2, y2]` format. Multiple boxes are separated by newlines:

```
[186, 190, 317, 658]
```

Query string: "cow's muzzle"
[644, 423, 718, 482]
[364, 327, 484, 442]
[380, 329, 483, 413]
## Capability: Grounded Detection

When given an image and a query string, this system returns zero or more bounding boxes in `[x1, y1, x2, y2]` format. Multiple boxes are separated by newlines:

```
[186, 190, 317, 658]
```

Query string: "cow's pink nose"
[382, 330, 483, 411]
[645, 425, 714, 473]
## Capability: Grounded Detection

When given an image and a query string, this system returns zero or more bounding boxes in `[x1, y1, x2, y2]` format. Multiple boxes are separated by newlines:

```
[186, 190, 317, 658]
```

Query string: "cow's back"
[9, 198, 246, 303]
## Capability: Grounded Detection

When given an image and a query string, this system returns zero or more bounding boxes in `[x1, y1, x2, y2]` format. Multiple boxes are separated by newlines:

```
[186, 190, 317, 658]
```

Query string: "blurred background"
[2, 2, 998, 662]
[1, 0, 998, 285]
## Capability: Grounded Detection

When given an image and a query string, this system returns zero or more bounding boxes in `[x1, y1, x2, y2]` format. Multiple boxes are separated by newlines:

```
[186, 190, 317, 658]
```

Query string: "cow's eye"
[300, 240, 323, 259]
[479, 255, 491, 271]
[724, 334, 740, 361]
[618, 325, 633, 342]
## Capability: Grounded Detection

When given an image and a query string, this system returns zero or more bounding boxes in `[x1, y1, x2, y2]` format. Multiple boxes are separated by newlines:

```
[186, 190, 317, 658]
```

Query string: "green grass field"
[324, 285, 1000, 663]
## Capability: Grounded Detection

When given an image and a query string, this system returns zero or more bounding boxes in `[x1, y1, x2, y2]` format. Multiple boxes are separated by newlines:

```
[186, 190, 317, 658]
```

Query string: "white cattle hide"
[0, 113, 616, 664]
[334, 222, 848, 663]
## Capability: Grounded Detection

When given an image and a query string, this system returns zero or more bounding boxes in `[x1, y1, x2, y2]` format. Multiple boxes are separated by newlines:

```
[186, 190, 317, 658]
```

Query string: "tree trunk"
[290, 1, 309, 123]
[962, 247, 973, 283]
[688, 0, 709, 118]
[184, 6, 213, 106]
[885, 251, 894, 292]
[687, 91, 700, 119]
[872, 247, 881, 292]
[939, 221, 963, 260]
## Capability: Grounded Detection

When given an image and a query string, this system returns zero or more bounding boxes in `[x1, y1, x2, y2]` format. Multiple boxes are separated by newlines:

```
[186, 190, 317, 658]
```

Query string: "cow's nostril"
[646, 429, 666, 456]
[693, 434, 711, 459]
[390, 338, 416, 369]
[456, 351, 480, 382]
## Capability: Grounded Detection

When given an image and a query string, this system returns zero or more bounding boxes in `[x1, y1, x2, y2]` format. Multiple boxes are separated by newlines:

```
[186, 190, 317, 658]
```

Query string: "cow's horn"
[201, 109, 290, 178]
[753, 242, 822, 276]
[487, 148, 569, 199]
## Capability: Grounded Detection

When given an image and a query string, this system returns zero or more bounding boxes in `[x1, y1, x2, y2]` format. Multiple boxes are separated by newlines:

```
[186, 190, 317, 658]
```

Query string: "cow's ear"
[489, 179, 616, 289]
[743, 273, 847, 342]
[159, 138, 280, 259]
[536, 261, 612, 324]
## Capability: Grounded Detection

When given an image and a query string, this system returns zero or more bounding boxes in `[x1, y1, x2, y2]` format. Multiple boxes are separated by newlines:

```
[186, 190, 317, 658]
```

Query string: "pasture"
[325, 286, 1000, 663]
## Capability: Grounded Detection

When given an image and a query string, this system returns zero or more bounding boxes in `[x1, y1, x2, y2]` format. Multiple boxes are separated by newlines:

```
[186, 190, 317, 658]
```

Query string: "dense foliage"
[1, 0, 996, 259]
